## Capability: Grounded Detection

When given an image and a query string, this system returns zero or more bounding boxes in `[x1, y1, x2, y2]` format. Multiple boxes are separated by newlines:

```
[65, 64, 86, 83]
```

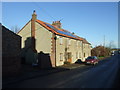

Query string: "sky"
[2, 2, 118, 48]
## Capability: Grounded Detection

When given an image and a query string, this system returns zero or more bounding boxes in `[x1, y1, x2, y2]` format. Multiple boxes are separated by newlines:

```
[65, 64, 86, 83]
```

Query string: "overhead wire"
[18, 2, 56, 38]
[17, 2, 63, 44]
[19, 25, 51, 44]
[19, 26, 42, 38]
[32, 2, 56, 21]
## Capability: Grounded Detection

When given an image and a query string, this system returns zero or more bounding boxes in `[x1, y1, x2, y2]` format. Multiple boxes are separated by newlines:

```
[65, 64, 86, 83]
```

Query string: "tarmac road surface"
[4, 54, 119, 88]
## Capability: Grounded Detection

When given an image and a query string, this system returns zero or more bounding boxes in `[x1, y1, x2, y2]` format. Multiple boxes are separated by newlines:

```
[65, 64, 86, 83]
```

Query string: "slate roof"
[18, 19, 90, 44]
[36, 19, 90, 44]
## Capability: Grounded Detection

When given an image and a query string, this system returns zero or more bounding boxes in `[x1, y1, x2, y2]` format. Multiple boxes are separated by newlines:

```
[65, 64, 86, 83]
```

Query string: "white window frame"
[88, 44, 89, 48]
[59, 37, 63, 45]
[84, 44, 85, 48]
[76, 52, 78, 59]
[77, 41, 79, 47]
[79, 52, 81, 58]
[80, 41, 82, 47]
[68, 39, 71, 45]
[84, 53, 85, 57]
[60, 53, 63, 61]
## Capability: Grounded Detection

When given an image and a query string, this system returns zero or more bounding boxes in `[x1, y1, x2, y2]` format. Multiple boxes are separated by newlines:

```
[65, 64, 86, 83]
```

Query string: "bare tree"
[109, 40, 116, 49]
[91, 45, 111, 57]
[11, 25, 20, 33]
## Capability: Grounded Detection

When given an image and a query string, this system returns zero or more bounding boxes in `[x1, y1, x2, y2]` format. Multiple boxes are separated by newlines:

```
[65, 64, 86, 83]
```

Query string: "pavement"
[3, 63, 85, 86]
[60, 63, 85, 69]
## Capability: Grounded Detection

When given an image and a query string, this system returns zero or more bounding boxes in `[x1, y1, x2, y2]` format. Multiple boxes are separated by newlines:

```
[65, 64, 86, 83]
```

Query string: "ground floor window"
[67, 52, 72, 63]
[76, 52, 78, 59]
[84, 53, 85, 57]
[60, 53, 63, 61]
[68, 52, 72, 59]
[79, 52, 81, 58]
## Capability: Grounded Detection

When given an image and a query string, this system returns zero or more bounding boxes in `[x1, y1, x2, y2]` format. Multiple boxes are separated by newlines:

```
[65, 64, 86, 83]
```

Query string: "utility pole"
[109, 41, 112, 49]
[103, 35, 105, 47]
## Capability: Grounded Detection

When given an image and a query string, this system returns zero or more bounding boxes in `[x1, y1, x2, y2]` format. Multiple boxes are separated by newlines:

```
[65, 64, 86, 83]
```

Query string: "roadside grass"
[98, 56, 110, 60]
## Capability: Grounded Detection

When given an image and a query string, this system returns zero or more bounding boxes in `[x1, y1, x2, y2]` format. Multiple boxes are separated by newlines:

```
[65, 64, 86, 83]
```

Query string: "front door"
[67, 52, 72, 63]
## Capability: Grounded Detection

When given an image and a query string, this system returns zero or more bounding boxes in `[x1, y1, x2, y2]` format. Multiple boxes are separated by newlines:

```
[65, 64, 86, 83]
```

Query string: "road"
[5, 54, 119, 88]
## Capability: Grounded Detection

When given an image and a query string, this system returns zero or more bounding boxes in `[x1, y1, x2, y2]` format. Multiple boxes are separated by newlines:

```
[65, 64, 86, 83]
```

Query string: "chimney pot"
[33, 10, 36, 14]
[52, 21, 62, 28]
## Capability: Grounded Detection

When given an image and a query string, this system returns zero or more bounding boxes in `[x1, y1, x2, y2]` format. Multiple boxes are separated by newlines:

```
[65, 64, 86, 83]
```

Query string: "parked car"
[111, 51, 115, 56]
[75, 59, 84, 64]
[85, 56, 99, 65]
[111, 52, 114, 56]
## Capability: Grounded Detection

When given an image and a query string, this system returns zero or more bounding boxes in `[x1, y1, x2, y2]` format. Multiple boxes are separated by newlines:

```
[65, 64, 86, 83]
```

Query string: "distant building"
[17, 10, 91, 67]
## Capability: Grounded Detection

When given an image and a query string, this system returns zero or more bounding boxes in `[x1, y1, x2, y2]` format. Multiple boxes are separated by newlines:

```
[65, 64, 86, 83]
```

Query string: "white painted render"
[35, 22, 52, 54]
[56, 35, 84, 66]
[18, 21, 31, 48]
[18, 20, 91, 66]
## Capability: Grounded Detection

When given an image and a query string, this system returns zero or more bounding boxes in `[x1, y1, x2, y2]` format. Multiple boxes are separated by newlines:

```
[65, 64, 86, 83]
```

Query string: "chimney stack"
[31, 10, 37, 53]
[31, 10, 37, 38]
[52, 21, 61, 28]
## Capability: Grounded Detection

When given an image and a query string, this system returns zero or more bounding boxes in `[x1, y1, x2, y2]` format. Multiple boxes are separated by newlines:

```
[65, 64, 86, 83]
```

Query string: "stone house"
[17, 10, 91, 67]
[2, 25, 21, 77]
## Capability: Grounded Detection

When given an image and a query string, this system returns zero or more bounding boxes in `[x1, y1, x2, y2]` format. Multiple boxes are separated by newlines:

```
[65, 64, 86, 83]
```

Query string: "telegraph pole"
[103, 35, 105, 47]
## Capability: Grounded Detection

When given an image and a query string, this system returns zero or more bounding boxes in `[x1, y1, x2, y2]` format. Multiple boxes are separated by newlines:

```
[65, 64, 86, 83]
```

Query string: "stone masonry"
[2, 25, 21, 78]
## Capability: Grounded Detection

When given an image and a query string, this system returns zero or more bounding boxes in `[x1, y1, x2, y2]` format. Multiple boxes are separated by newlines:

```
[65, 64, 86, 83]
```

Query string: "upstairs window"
[80, 41, 82, 47]
[88, 45, 89, 48]
[59, 37, 63, 45]
[68, 39, 71, 46]
[66, 39, 71, 46]
[77, 41, 79, 47]
[75, 41, 78, 47]
[84, 44, 85, 48]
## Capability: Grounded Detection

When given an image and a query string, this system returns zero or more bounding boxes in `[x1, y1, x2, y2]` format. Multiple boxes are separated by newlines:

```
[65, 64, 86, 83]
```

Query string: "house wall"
[2, 26, 21, 78]
[18, 21, 53, 65]
[56, 35, 83, 66]
[82, 43, 91, 61]
[18, 21, 31, 48]
[35, 22, 54, 67]
[18, 20, 91, 66]
[18, 21, 35, 64]
[56, 36, 65, 66]
[66, 39, 83, 63]
[35, 22, 52, 53]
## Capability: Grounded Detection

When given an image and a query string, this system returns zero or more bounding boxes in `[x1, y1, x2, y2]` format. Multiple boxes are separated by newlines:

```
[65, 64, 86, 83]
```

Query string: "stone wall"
[2, 25, 21, 78]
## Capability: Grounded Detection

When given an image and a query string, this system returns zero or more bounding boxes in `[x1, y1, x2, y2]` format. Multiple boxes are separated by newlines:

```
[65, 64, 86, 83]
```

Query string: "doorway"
[67, 52, 72, 63]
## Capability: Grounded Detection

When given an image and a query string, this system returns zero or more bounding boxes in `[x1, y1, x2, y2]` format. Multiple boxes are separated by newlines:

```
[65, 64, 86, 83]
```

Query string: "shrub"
[91, 45, 111, 57]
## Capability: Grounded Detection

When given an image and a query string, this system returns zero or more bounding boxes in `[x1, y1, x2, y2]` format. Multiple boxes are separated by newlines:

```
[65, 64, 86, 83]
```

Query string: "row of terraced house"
[17, 10, 92, 67]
